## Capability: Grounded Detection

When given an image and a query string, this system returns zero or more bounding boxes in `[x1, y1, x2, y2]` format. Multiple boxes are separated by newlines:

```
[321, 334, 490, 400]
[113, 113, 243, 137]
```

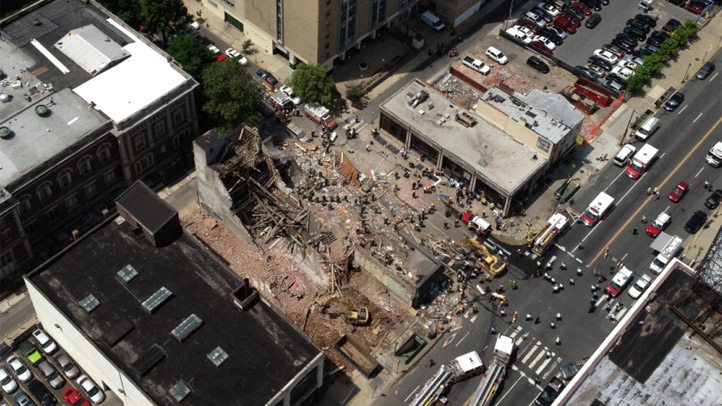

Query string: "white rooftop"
[74, 19, 186, 124]
[53, 25, 130, 76]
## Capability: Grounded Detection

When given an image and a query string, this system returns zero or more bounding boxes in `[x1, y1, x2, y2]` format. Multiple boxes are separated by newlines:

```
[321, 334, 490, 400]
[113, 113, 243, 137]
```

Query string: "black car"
[28, 380, 57, 406]
[256, 68, 270, 78]
[650, 30, 671, 40]
[640, 43, 659, 53]
[633, 48, 655, 58]
[563, 7, 585, 21]
[611, 39, 634, 54]
[646, 35, 667, 47]
[585, 13, 601, 28]
[540, 28, 564, 45]
[581, 0, 602, 11]
[627, 19, 651, 33]
[635, 14, 658, 27]
[588, 55, 612, 71]
[664, 92, 684, 111]
[575, 65, 599, 81]
[527, 56, 551, 73]
[615, 33, 638, 47]
[666, 18, 682, 28]
[685, 211, 708, 233]
[667, 0, 685, 5]
[706, 189, 722, 209]
[602, 44, 625, 58]
[606, 72, 628, 85]
[696, 62, 716, 80]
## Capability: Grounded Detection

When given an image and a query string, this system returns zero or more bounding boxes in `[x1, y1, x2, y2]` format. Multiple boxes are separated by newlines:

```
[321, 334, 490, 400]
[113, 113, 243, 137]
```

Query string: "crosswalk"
[504, 326, 562, 381]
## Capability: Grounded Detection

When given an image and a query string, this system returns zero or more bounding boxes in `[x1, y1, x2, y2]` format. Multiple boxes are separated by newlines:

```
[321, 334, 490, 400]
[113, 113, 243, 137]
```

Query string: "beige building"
[198, 0, 487, 70]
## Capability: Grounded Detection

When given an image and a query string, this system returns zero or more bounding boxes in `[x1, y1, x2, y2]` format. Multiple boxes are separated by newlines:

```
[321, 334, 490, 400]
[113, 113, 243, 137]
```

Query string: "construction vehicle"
[464, 236, 506, 277]
[410, 351, 484, 406]
[321, 295, 370, 325]
[469, 334, 514, 406]
[530, 213, 570, 256]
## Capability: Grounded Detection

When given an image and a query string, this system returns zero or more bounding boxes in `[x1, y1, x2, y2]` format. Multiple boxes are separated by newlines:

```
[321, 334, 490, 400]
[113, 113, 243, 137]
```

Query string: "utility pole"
[619, 109, 637, 146]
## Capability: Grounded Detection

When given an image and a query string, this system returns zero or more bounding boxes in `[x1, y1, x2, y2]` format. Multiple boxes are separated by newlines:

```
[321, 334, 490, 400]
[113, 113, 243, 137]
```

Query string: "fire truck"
[269, 91, 294, 114]
[304, 103, 337, 130]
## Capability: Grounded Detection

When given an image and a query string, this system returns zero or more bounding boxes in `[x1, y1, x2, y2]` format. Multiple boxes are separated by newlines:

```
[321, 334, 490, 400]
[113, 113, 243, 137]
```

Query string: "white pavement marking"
[678, 105, 688, 115]
[596, 294, 609, 306]
[527, 348, 547, 369]
[542, 359, 561, 379]
[710, 72, 718, 82]
[695, 166, 705, 178]
[619, 252, 629, 263]
[456, 331, 470, 347]
[470, 314, 478, 323]
[603, 169, 628, 193]
[555, 245, 567, 252]
[534, 352, 555, 375]
[521, 342, 541, 363]
[617, 308, 629, 319]
[509, 326, 522, 339]
[694, 112, 704, 123]
[576, 257, 583, 263]
[495, 375, 524, 405]
[404, 386, 419, 402]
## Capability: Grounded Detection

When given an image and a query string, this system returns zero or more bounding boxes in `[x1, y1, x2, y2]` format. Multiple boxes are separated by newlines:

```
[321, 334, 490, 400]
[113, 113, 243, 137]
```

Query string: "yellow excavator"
[464, 236, 506, 277]
[321, 295, 370, 325]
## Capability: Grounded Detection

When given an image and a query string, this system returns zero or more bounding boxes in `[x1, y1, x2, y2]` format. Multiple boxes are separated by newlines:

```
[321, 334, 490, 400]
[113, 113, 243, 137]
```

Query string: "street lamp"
[619, 109, 638, 146]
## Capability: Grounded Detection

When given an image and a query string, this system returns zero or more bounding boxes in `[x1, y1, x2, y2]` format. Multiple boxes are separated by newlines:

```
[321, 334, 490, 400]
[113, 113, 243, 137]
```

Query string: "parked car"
[580, 0, 602, 11]
[560, 12, 582, 27]
[0, 366, 18, 394]
[603, 77, 626, 93]
[575, 65, 599, 81]
[664, 93, 684, 111]
[624, 26, 647, 40]
[646, 35, 667, 47]
[629, 274, 652, 299]
[668, 181, 689, 202]
[525, 10, 548, 27]
[38, 361, 64, 389]
[624, 54, 645, 65]
[6, 356, 32, 383]
[640, 43, 659, 53]
[527, 56, 551, 73]
[586, 63, 607, 78]
[539, 27, 564, 45]
[686, 1, 705, 15]
[570, 2, 592, 15]
[516, 18, 541, 34]
[539, 2, 562, 17]
[696, 62, 716, 80]
[602, 44, 625, 58]
[635, 14, 657, 27]
[627, 18, 651, 33]
[553, 16, 577, 33]
[705, 189, 722, 209]
[588, 55, 613, 71]
[646, 212, 671, 237]
[13, 391, 35, 406]
[532, 6, 555, 22]
[62, 388, 90, 406]
[531, 40, 553, 54]
[77, 376, 105, 405]
[559, 359, 587, 379]
[611, 39, 634, 54]
[632, 48, 654, 58]
[684, 210, 707, 233]
[610, 66, 634, 81]
[532, 35, 557, 50]
[18, 341, 42, 366]
[546, 25, 568, 39]
[563, 7, 585, 21]
[256, 68, 270, 78]
[53, 353, 80, 379]
[616, 59, 640, 71]
[28, 380, 57, 406]
[32, 329, 57, 355]
[279, 85, 302, 105]
[485, 46, 509, 64]
[594, 49, 619, 64]
[615, 33, 639, 47]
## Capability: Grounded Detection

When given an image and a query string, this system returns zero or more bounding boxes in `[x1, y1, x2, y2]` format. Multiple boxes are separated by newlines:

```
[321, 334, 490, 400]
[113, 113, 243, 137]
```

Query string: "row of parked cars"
[666, 0, 715, 15]
[1, 328, 105, 406]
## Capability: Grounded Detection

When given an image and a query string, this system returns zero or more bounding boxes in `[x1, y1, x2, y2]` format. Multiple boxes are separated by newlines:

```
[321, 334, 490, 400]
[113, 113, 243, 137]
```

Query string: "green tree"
[642, 54, 664, 74]
[626, 66, 650, 92]
[202, 61, 262, 134]
[288, 64, 337, 106]
[98, 0, 143, 28]
[658, 38, 679, 61]
[167, 34, 216, 80]
[345, 84, 364, 103]
[242, 40, 254, 54]
[140, 0, 191, 47]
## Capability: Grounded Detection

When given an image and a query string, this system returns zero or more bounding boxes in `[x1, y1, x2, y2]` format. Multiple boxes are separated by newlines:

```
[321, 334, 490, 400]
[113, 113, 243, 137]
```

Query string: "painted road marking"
[710, 72, 718, 82]
[678, 105, 688, 115]
[604, 168, 628, 193]
[695, 166, 704, 178]
[528, 348, 550, 369]
[404, 386, 419, 403]
[456, 331, 470, 347]
[521, 342, 541, 363]
[534, 352, 554, 374]
[542, 359, 561, 379]
[694, 113, 703, 123]
[509, 325, 522, 339]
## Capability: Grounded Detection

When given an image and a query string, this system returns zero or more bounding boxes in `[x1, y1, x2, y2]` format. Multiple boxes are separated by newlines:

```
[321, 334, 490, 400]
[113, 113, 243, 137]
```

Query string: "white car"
[587, 64, 606, 78]
[505, 27, 533, 44]
[485, 47, 508, 64]
[616, 60, 640, 71]
[206, 43, 220, 55]
[5, 356, 31, 383]
[224, 47, 241, 59]
[538, 2, 561, 17]
[280, 85, 302, 105]
[517, 26, 535, 38]
[629, 274, 652, 299]
[525, 11, 547, 27]
[32, 328, 57, 354]
[624, 55, 644, 66]
[78, 375, 106, 404]
[593, 49, 619, 64]
[532, 35, 557, 50]
[611, 66, 634, 81]
[0, 366, 18, 394]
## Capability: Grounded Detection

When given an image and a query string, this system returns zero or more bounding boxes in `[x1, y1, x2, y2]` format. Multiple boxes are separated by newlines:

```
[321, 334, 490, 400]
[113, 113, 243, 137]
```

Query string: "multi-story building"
[0, 0, 199, 292]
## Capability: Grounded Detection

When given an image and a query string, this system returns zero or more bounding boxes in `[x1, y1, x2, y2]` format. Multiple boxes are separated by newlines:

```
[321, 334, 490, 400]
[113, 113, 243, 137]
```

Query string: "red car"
[62, 387, 91, 406]
[686, 2, 704, 14]
[553, 16, 577, 33]
[516, 18, 540, 34]
[646, 212, 671, 238]
[560, 12, 582, 27]
[571, 2, 592, 16]
[668, 181, 689, 202]
[531, 41, 554, 54]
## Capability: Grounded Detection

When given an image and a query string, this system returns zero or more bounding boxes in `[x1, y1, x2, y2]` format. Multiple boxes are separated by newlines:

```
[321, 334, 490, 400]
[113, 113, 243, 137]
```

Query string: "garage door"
[224, 12, 243, 32]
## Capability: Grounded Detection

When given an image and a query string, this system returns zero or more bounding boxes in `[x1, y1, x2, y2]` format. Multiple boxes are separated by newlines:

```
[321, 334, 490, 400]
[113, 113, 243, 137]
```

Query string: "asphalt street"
[371, 48, 721, 405]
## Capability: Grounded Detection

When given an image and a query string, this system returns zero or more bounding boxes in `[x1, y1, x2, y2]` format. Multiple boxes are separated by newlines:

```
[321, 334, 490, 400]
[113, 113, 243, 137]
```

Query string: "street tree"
[202, 60, 262, 134]
[167, 34, 216, 80]
[140, 0, 191, 47]
[288, 64, 337, 106]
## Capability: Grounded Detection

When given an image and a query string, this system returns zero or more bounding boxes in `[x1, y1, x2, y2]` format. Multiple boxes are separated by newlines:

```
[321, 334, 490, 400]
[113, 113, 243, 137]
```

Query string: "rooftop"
[28, 215, 321, 405]
[381, 79, 544, 196]
[480, 87, 577, 144]
[116, 181, 177, 234]
[700, 226, 722, 295]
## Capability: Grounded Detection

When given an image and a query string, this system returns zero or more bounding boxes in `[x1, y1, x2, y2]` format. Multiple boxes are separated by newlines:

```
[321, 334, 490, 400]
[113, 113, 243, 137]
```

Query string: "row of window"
[21, 169, 117, 216]
[131, 107, 186, 154]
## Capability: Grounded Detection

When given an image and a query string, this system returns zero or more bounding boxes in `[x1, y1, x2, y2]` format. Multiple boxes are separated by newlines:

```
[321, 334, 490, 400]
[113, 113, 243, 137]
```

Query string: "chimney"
[231, 278, 258, 311]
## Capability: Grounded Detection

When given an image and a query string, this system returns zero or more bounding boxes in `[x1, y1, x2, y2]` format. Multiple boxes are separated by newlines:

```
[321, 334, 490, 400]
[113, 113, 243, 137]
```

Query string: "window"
[134, 133, 147, 152]
[0, 252, 12, 267]
[65, 194, 79, 210]
[78, 156, 93, 175]
[45, 207, 57, 223]
[134, 153, 155, 175]
[57, 169, 73, 189]
[37, 182, 53, 202]
[173, 134, 181, 149]
[103, 169, 116, 185]
[84, 182, 97, 198]
[19, 195, 32, 215]
[97, 144, 112, 163]
[153, 120, 167, 140]
[25, 220, 38, 236]
[172, 108, 186, 126]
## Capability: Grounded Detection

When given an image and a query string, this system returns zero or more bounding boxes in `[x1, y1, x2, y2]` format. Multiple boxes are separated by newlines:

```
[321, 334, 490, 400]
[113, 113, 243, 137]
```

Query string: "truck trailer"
[469, 334, 514, 406]
[530, 213, 570, 255]
[410, 351, 483, 406]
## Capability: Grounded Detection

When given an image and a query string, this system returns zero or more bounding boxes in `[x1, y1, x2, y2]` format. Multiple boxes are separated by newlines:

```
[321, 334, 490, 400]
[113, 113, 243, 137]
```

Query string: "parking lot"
[552, 1, 700, 67]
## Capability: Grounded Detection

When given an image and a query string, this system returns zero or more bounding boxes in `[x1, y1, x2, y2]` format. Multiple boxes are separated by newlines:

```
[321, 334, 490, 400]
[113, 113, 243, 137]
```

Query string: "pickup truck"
[535, 376, 565, 406]
[463, 56, 491, 75]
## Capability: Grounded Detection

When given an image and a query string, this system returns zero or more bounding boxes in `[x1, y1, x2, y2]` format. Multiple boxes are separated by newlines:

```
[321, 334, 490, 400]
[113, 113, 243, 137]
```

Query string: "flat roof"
[0, 88, 108, 187]
[28, 217, 321, 405]
[116, 181, 177, 234]
[381, 79, 544, 196]
[567, 268, 722, 405]
[700, 226, 722, 295]
[480, 87, 573, 144]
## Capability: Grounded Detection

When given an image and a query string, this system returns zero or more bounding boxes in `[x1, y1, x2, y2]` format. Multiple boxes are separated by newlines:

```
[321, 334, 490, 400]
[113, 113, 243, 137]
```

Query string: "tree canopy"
[98, 0, 143, 29]
[201, 61, 262, 135]
[167, 34, 215, 80]
[288, 64, 337, 107]
[140, 0, 190, 46]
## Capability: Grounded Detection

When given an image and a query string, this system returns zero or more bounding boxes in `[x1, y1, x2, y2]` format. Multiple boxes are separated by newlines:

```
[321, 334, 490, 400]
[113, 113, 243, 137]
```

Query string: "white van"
[422, 11, 445, 31]
[614, 144, 636, 167]
[286, 122, 310, 142]
[485, 47, 508, 64]
[635, 117, 660, 141]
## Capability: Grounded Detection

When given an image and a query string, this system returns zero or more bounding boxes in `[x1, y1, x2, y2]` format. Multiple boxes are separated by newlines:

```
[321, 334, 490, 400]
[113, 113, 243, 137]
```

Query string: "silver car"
[38, 360, 64, 389]
[0, 365, 18, 394]
[6, 356, 32, 383]
[53, 352, 79, 379]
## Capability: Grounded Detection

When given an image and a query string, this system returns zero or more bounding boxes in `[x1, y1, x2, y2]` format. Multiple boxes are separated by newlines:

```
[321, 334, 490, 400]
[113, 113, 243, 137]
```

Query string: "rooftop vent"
[117, 264, 138, 282]
[0, 127, 13, 139]
[207, 346, 229, 367]
[171, 314, 202, 342]
[132, 344, 166, 376]
[35, 105, 50, 117]
[141, 287, 173, 314]
[79, 294, 100, 313]
[169, 380, 192, 403]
